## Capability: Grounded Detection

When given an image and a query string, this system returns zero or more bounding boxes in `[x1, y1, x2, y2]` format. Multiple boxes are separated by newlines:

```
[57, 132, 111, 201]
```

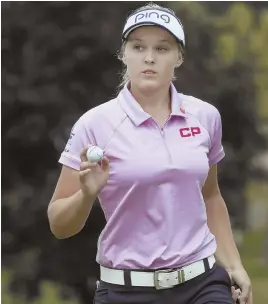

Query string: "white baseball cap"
[122, 8, 185, 48]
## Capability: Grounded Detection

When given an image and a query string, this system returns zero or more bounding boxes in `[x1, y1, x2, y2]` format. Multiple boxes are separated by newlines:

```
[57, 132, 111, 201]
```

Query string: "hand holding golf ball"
[79, 145, 109, 197]
[86, 146, 104, 163]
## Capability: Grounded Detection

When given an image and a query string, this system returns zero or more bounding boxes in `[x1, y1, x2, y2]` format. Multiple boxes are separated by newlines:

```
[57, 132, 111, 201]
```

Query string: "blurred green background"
[2, 1, 268, 303]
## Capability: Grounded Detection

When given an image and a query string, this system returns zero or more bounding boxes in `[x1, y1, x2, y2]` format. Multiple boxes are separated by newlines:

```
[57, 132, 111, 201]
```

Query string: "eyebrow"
[128, 38, 171, 43]
[128, 38, 143, 42]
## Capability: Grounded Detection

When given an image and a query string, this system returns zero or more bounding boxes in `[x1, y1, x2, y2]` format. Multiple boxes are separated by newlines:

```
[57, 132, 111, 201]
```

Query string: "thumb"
[101, 156, 110, 172]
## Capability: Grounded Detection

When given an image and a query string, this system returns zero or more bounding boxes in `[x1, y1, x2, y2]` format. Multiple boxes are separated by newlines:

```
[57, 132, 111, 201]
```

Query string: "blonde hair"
[117, 2, 184, 91]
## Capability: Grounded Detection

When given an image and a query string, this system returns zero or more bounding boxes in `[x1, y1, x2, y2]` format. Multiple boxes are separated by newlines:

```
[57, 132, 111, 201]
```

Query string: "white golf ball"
[86, 146, 104, 163]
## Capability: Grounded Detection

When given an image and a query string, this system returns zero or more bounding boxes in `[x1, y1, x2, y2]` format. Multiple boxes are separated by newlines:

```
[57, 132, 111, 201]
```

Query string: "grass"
[251, 278, 268, 304]
[240, 230, 268, 304]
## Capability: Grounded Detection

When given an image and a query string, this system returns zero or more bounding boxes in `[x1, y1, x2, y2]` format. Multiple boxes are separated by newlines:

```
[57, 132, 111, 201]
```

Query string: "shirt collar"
[118, 82, 187, 126]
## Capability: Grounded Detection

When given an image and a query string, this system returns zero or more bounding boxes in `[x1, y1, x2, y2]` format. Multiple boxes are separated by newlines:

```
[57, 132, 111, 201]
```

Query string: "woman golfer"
[48, 3, 252, 304]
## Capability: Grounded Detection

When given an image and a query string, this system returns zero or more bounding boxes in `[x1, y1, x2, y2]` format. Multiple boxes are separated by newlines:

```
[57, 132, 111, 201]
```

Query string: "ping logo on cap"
[135, 11, 170, 24]
[122, 8, 186, 47]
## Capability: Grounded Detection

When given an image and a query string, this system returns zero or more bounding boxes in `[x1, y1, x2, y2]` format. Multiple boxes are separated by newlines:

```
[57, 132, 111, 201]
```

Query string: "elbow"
[52, 233, 72, 240]
[47, 207, 74, 239]
[48, 223, 80, 239]
[47, 215, 83, 240]
[47, 201, 84, 239]
[51, 232, 68, 240]
[49, 225, 70, 239]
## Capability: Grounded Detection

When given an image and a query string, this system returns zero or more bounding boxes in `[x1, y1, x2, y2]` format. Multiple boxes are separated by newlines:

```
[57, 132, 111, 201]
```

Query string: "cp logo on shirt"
[179, 127, 201, 138]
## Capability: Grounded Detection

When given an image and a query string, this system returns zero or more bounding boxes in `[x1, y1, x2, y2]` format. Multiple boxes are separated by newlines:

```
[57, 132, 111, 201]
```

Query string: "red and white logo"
[179, 127, 201, 137]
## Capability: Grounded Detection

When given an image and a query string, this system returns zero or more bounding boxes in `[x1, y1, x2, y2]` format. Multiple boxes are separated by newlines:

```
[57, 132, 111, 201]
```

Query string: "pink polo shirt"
[59, 83, 225, 270]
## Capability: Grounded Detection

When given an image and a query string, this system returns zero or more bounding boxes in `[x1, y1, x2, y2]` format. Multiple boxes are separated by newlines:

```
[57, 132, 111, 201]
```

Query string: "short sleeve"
[59, 116, 95, 170]
[208, 108, 225, 166]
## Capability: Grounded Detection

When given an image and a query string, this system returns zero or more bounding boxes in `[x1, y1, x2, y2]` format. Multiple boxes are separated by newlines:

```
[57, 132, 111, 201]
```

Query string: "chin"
[137, 79, 161, 92]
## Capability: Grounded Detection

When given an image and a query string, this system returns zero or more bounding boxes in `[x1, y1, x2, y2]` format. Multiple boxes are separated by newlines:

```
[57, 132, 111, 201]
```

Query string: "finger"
[80, 145, 92, 162]
[80, 161, 97, 171]
[231, 286, 239, 295]
[233, 290, 241, 301]
[231, 286, 241, 303]
[101, 156, 110, 171]
[239, 295, 248, 304]
[239, 285, 251, 304]
[79, 168, 91, 179]
[248, 291, 253, 304]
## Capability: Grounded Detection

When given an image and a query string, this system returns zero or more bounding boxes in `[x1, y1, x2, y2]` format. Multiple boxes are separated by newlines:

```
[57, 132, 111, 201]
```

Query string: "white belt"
[100, 255, 216, 290]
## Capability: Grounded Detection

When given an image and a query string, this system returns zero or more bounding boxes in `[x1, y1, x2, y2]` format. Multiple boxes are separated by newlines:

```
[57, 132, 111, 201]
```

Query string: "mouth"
[142, 69, 157, 75]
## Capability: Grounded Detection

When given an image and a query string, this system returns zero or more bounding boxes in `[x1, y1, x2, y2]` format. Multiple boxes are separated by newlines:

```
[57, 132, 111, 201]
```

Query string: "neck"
[129, 83, 171, 115]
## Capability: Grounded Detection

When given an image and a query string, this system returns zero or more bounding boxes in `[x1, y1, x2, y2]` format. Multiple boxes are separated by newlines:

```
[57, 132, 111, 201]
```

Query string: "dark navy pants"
[94, 264, 233, 304]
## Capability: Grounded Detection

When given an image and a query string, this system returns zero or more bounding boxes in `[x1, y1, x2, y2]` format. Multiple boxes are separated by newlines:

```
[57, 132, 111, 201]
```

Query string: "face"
[124, 26, 182, 92]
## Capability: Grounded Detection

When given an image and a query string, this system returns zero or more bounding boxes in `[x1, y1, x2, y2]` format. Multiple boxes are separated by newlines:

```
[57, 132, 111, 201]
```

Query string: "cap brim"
[122, 22, 184, 48]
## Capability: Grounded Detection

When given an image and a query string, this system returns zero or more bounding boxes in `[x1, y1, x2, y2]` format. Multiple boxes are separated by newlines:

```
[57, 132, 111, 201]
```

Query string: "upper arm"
[59, 113, 96, 170]
[50, 113, 95, 204]
[50, 165, 81, 204]
[202, 104, 225, 200]
[205, 104, 225, 167]
[202, 164, 221, 200]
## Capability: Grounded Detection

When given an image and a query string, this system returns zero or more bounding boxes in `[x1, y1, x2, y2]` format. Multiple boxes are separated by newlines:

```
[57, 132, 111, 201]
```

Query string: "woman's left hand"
[231, 285, 241, 303]
[229, 267, 252, 304]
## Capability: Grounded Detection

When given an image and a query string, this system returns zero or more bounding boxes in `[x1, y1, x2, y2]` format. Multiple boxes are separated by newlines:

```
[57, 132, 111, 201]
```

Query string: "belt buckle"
[154, 268, 185, 290]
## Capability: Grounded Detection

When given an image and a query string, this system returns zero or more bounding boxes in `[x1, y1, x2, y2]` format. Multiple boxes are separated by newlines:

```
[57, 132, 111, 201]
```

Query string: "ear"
[175, 53, 183, 68]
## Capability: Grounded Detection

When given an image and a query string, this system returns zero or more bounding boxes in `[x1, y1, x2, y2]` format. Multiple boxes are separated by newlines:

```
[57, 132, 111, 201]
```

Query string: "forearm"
[205, 194, 243, 271]
[48, 190, 97, 239]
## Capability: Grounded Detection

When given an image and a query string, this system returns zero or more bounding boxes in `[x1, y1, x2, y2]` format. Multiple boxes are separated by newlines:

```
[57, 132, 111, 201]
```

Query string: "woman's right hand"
[79, 146, 110, 198]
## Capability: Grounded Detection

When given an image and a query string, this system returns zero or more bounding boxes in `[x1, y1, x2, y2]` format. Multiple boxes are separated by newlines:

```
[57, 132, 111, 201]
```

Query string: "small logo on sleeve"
[179, 127, 201, 138]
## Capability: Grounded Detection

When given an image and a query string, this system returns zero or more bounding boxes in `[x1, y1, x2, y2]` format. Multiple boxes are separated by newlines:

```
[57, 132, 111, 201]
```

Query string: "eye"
[156, 47, 168, 52]
[133, 44, 144, 51]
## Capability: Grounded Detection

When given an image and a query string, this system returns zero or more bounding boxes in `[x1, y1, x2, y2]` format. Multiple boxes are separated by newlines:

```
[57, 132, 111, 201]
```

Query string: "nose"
[144, 49, 155, 64]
